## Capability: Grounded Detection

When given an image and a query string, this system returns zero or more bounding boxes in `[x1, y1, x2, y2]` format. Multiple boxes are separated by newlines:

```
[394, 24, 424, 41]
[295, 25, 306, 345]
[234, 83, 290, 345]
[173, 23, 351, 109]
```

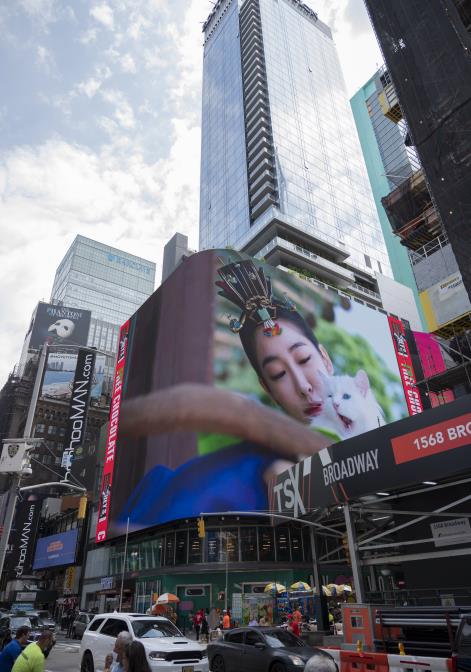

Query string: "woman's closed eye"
[298, 355, 312, 365]
[268, 369, 286, 382]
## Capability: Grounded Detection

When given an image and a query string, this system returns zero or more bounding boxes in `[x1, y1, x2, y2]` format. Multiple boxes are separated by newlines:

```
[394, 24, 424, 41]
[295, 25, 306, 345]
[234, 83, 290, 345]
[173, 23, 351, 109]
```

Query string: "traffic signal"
[218, 591, 225, 601]
[197, 517, 205, 538]
[77, 496, 88, 520]
[342, 534, 351, 565]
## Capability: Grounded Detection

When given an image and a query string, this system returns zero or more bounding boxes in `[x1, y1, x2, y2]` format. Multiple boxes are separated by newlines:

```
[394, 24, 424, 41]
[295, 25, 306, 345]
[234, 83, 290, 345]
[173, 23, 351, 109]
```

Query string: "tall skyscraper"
[199, 0, 422, 324]
[350, 68, 424, 325]
[50, 235, 156, 379]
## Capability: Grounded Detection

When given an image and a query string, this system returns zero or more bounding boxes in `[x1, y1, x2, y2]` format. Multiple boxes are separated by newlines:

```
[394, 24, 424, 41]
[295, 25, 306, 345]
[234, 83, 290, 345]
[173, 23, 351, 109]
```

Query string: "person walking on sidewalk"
[193, 610, 203, 641]
[200, 610, 209, 643]
[11, 631, 54, 672]
[0, 627, 30, 672]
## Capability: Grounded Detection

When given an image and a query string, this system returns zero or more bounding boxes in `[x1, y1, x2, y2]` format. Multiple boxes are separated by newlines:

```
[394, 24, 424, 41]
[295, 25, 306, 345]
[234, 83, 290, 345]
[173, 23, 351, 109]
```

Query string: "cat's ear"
[354, 369, 370, 396]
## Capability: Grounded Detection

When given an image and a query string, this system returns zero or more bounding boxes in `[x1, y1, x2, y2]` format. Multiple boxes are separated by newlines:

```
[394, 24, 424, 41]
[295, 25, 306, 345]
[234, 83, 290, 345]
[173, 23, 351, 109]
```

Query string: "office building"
[162, 232, 196, 283]
[350, 68, 424, 325]
[50, 235, 156, 380]
[199, 0, 422, 327]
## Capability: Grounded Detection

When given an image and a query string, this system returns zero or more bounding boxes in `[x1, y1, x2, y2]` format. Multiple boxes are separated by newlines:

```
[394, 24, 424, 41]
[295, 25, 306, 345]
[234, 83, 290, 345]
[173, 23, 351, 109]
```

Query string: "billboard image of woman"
[100, 250, 409, 540]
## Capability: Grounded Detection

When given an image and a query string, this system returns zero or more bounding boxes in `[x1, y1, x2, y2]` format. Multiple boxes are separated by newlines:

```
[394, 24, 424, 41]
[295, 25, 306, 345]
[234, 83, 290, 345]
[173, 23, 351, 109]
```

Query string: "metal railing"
[409, 232, 450, 265]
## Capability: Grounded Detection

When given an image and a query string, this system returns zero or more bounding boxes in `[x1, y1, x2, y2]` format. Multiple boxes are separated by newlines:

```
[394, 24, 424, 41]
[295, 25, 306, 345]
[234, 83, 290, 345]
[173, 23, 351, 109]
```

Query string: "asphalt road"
[45, 635, 81, 672]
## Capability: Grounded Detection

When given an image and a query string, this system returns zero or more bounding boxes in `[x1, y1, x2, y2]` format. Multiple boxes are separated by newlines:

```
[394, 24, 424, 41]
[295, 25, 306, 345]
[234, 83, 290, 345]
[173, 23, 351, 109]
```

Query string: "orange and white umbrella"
[156, 593, 180, 604]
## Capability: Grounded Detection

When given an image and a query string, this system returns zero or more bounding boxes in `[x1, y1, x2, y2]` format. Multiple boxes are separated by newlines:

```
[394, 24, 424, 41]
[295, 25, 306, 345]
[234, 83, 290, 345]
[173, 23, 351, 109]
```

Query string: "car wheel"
[211, 654, 226, 672]
[270, 663, 287, 672]
[81, 651, 94, 672]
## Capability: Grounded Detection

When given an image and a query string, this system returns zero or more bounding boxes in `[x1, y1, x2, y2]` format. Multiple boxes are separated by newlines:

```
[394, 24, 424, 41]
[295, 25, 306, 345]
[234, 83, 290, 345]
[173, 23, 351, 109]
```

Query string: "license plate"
[182, 667, 194, 672]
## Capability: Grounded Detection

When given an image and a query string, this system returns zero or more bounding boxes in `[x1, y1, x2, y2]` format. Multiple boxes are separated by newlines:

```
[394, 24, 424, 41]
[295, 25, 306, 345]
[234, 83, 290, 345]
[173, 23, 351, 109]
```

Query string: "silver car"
[73, 613, 94, 639]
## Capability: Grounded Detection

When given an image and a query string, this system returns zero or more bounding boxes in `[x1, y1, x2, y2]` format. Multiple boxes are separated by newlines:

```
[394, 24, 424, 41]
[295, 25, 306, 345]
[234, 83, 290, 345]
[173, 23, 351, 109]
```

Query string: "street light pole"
[224, 531, 229, 613]
[119, 517, 130, 612]
[0, 344, 49, 580]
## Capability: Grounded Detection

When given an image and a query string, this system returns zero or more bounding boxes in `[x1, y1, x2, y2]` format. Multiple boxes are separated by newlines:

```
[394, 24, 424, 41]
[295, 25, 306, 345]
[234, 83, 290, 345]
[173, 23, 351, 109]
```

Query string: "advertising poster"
[41, 352, 105, 402]
[99, 250, 411, 541]
[33, 528, 78, 569]
[420, 271, 471, 331]
[28, 303, 91, 350]
[9, 500, 41, 578]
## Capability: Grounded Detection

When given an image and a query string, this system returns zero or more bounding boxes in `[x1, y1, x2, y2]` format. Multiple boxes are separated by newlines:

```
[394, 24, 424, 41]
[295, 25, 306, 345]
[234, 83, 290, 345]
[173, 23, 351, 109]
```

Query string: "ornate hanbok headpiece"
[216, 259, 296, 336]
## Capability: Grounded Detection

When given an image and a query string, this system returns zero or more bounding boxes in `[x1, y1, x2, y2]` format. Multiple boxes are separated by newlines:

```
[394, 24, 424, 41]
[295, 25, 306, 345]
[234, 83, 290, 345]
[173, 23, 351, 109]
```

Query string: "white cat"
[312, 371, 385, 466]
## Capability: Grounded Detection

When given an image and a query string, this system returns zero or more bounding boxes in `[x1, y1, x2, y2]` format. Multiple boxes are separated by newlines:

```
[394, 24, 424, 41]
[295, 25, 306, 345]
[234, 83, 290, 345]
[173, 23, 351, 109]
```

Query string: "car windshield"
[10, 617, 32, 630]
[264, 630, 305, 648]
[132, 620, 182, 639]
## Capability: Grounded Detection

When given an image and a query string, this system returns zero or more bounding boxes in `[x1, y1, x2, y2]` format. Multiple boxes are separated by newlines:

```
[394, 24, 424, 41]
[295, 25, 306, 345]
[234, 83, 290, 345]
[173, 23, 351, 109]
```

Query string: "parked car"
[0, 614, 45, 649]
[80, 612, 208, 672]
[207, 627, 336, 672]
[36, 610, 57, 631]
[73, 613, 94, 639]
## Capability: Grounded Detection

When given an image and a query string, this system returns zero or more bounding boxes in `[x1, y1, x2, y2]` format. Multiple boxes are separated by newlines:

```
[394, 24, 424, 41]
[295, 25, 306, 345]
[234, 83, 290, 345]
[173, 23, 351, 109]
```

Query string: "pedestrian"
[66, 608, 75, 639]
[193, 610, 203, 641]
[104, 631, 132, 672]
[0, 627, 30, 672]
[123, 641, 151, 672]
[222, 610, 231, 629]
[287, 614, 301, 638]
[11, 631, 54, 672]
[201, 611, 209, 643]
[292, 605, 302, 625]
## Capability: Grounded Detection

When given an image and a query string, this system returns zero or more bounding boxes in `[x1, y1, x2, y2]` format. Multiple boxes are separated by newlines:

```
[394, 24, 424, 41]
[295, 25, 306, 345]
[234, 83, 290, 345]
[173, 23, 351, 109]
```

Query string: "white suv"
[79, 613, 208, 672]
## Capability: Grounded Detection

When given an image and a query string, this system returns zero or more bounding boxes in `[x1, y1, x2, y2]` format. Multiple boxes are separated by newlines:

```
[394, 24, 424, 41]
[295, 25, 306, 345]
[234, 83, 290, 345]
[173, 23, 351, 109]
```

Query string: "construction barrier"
[387, 654, 455, 672]
[319, 649, 454, 672]
[340, 650, 389, 672]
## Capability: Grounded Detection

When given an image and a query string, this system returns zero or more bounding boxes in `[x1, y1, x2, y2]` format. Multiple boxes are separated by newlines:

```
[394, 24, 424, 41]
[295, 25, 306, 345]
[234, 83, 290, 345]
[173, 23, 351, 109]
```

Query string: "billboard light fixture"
[371, 516, 391, 521]
[376, 492, 390, 496]
[423, 481, 437, 486]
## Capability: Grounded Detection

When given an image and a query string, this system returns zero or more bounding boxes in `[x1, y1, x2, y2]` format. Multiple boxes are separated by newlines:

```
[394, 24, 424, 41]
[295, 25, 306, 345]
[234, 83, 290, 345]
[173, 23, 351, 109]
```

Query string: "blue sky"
[0, 0, 382, 382]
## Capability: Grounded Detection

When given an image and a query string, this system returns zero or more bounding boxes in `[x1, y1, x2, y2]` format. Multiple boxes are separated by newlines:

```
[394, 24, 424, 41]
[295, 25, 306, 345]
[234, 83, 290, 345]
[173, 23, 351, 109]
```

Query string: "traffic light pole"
[309, 528, 330, 633]
[343, 503, 365, 603]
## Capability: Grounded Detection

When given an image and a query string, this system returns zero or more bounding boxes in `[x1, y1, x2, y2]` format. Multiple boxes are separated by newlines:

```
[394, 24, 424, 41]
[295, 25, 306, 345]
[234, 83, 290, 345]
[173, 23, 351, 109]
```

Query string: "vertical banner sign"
[62, 349, 97, 480]
[96, 321, 130, 543]
[388, 316, 423, 416]
[9, 500, 41, 578]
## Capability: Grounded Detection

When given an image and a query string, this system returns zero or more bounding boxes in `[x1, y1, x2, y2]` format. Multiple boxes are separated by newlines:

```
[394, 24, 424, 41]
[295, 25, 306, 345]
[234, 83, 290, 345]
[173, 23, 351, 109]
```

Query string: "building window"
[164, 533, 175, 566]
[364, 254, 372, 268]
[276, 527, 290, 562]
[240, 527, 257, 562]
[48, 426, 57, 435]
[207, 529, 221, 563]
[35, 424, 45, 434]
[258, 527, 275, 562]
[188, 530, 202, 564]
[290, 528, 303, 562]
[175, 530, 188, 565]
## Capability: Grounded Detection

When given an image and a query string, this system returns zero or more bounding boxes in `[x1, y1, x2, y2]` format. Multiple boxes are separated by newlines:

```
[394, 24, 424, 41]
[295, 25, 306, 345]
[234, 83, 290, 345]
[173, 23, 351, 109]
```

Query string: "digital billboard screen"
[33, 528, 78, 569]
[98, 250, 412, 541]
[29, 303, 91, 350]
[41, 352, 105, 402]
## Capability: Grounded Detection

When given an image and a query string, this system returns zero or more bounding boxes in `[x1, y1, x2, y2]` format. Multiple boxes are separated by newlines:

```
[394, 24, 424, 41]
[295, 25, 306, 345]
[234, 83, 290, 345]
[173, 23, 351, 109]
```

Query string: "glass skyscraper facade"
[200, 0, 394, 300]
[350, 68, 424, 325]
[50, 235, 155, 378]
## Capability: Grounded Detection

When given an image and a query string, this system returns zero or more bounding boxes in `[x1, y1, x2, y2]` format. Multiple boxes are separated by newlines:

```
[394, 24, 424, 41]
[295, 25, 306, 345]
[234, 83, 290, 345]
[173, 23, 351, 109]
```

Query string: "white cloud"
[100, 89, 136, 129]
[120, 53, 136, 73]
[36, 44, 56, 73]
[0, 117, 200, 380]
[90, 3, 114, 30]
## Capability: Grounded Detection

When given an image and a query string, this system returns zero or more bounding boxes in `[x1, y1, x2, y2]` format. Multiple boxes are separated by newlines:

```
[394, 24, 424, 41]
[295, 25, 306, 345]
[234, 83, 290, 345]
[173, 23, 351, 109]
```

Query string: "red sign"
[388, 316, 423, 416]
[95, 320, 130, 543]
[392, 411, 471, 465]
